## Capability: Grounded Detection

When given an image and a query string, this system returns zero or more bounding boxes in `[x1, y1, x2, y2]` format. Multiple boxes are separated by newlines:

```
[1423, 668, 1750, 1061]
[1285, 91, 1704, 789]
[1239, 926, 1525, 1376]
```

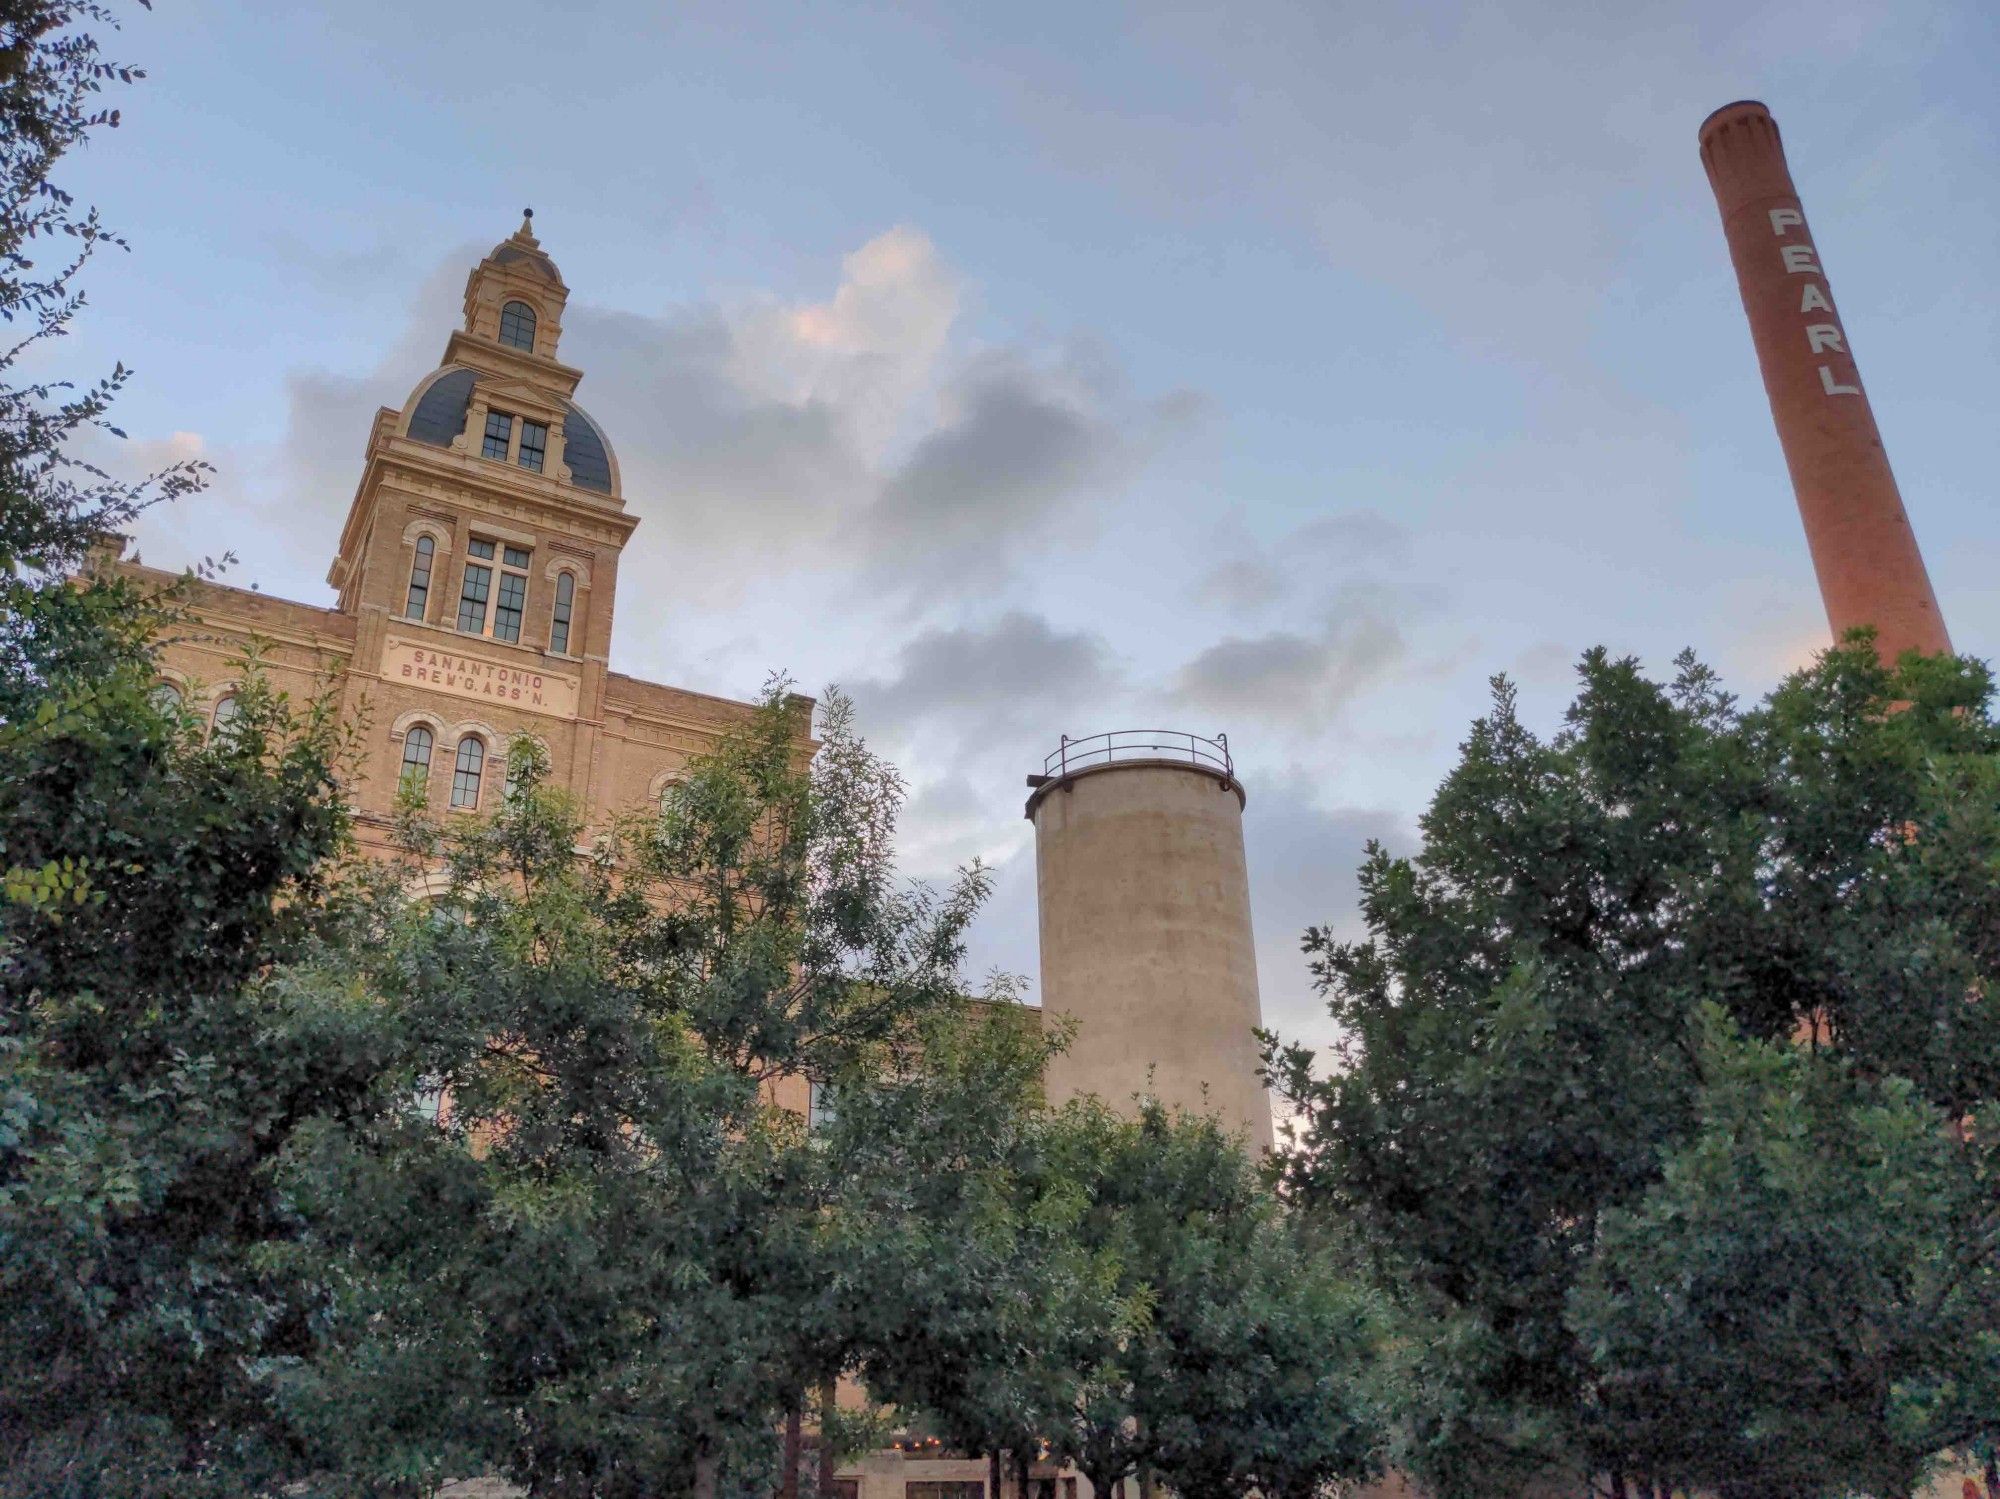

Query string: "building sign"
[1768, 206, 1859, 398]
[381, 634, 580, 718]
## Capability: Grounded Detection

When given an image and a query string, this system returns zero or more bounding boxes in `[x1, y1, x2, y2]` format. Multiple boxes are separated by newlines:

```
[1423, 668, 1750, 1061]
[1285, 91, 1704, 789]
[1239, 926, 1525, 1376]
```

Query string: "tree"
[0, 6, 396, 1494]
[862, 1091, 1386, 1499]
[847, 1048, 1127, 1499]
[1267, 641, 2000, 1498]
[293, 689, 999, 1499]
[1145, 1214, 1385, 1499]
[0, 0, 208, 708]
[1570, 1014, 2000, 1499]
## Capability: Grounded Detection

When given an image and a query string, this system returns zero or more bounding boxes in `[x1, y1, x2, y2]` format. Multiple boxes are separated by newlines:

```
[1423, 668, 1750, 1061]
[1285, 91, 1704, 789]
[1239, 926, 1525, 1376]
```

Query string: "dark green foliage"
[1268, 641, 2000, 1497]
[1572, 1016, 2000, 1499]
[859, 1092, 1388, 1499]
[0, 674, 366, 1498]
[0, 6, 386, 1493]
[292, 693, 1000, 1498]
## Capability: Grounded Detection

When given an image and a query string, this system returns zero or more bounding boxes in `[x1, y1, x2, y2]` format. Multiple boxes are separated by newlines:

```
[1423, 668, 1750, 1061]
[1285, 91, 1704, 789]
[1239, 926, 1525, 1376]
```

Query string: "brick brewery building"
[114, 215, 806, 873]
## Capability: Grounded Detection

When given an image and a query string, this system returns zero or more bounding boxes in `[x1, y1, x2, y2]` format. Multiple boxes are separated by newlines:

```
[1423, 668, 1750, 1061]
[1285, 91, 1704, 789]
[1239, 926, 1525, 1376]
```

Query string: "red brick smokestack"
[1699, 100, 1950, 660]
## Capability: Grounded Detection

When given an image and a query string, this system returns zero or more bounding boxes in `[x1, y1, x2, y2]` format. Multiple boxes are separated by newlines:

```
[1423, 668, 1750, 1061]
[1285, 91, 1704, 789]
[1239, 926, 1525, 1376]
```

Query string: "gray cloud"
[1195, 510, 1412, 617]
[870, 351, 1123, 568]
[1170, 605, 1404, 731]
[849, 608, 1122, 730]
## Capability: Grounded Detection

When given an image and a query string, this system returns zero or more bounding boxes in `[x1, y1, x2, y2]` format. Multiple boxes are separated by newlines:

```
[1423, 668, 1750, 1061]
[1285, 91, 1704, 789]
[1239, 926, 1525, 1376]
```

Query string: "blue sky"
[73, 0, 2000, 1053]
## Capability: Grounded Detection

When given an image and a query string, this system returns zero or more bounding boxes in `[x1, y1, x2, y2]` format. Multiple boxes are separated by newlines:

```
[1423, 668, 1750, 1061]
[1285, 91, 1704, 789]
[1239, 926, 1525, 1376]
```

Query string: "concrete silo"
[1026, 730, 1274, 1151]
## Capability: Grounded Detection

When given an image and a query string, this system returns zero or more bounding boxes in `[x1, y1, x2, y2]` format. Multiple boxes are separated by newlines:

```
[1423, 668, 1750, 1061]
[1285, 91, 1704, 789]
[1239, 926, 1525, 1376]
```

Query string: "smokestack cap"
[1699, 99, 1775, 146]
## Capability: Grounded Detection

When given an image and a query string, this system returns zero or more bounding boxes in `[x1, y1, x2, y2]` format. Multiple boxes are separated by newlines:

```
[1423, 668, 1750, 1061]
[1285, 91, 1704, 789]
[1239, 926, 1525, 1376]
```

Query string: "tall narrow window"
[151, 681, 183, 712]
[517, 420, 547, 473]
[457, 549, 493, 632]
[405, 533, 435, 619]
[550, 571, 576, 654]
[451, 736, 485, 809]
[400, 725, 434, 797]
[493, 568, 527, 642]
[482, 410, 513, 461]
[211, 693, 241, 740]
[808, 1079, 837, 1134]
[498, 300, 537, 351]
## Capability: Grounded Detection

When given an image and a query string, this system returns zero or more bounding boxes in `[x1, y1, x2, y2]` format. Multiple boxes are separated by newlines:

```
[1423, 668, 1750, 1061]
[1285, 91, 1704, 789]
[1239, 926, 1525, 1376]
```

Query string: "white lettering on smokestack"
[1769, 209, 1853, 396]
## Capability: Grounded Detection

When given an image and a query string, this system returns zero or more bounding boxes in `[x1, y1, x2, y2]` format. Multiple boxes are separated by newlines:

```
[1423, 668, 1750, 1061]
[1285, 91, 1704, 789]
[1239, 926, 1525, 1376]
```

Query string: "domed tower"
[1027, 731, 1274, 1151]
[323, 213, 639, 828]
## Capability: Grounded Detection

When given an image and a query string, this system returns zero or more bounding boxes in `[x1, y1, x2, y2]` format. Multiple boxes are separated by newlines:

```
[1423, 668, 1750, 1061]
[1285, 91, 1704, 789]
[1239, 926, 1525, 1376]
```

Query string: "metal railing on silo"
[1038, 729, 1232, 782]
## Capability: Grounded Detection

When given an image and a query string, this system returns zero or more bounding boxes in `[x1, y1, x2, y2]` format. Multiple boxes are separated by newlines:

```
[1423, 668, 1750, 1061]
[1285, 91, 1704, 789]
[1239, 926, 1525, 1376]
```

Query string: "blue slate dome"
[561, 403, 614, 494]
[403, 367, 616, 497]
[405, 367, 477, 448]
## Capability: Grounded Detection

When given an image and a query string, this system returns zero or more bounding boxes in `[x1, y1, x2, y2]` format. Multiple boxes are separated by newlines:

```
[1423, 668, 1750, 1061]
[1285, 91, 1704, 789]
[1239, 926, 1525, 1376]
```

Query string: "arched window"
[498, 300, 537, 352]
[451, 735, 485, 809]
[550, 570, 576, 655]
[151, 681, 183, 712]
[401, 725, 434, 796]
[406, 533, 435, 619]
[211, 693, 241, 740]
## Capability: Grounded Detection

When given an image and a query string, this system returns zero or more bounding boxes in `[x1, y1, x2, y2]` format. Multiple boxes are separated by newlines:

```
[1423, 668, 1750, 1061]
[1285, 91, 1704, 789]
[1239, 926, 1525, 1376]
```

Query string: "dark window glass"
[406, 533, 435, 618]
[550, 571, 575, 654]
[482, 411, 513, 460]
[502, 545, 531, 568]
[516, 421, 546, 473]
[468, 538, 496, 561]
[808, 1079, 836, 1134]
[493, 569, 526, 643]
[457, 563, 492, 632]
[451, 736, 485, 809]
[498, 300, 537, 351]
[413, 1076, 445, 1123]
[401, 725, 434, 796]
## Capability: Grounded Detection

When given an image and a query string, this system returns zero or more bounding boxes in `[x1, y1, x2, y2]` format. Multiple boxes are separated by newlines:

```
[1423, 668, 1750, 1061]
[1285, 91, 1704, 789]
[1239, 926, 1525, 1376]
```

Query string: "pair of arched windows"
[399, 726, 489, 810]
[153, 681, 241, 739]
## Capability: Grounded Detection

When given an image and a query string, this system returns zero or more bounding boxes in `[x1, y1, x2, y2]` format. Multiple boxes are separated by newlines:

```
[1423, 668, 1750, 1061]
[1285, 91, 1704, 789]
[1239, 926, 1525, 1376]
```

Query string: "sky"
[63, 0, 2000, 1057]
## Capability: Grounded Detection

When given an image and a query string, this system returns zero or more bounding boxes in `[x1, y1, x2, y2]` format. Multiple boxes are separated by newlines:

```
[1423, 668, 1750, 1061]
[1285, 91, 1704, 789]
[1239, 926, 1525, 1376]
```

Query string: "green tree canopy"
[290, 689, 1001, 1499]
[1267, 641, 2000, 1499]
[0, 6, 387, 1494]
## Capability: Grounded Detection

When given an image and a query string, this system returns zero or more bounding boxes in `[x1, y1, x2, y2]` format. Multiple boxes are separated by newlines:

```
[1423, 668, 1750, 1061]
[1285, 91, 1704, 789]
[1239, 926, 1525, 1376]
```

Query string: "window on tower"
[517, 419, 547, 473]
[457, 546, 493, 632]
[550, 570, 576, 655]
[498, 300, 537, 352]
[405, 533, 435, 619]
[456, 537, 533, 642]
[482, 410, 513, 461]
[493, 567, 527, 642]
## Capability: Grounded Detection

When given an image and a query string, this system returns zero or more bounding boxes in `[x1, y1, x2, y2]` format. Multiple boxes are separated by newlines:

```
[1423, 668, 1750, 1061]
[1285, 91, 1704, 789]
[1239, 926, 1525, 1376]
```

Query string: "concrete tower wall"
[1030, 753, 1274, 1151]
[1700, 100, 1951, 660]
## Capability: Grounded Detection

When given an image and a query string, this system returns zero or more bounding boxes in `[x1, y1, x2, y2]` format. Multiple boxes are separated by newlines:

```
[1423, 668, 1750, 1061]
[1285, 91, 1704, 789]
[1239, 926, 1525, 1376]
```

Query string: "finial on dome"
[513, 207, 539, 247]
